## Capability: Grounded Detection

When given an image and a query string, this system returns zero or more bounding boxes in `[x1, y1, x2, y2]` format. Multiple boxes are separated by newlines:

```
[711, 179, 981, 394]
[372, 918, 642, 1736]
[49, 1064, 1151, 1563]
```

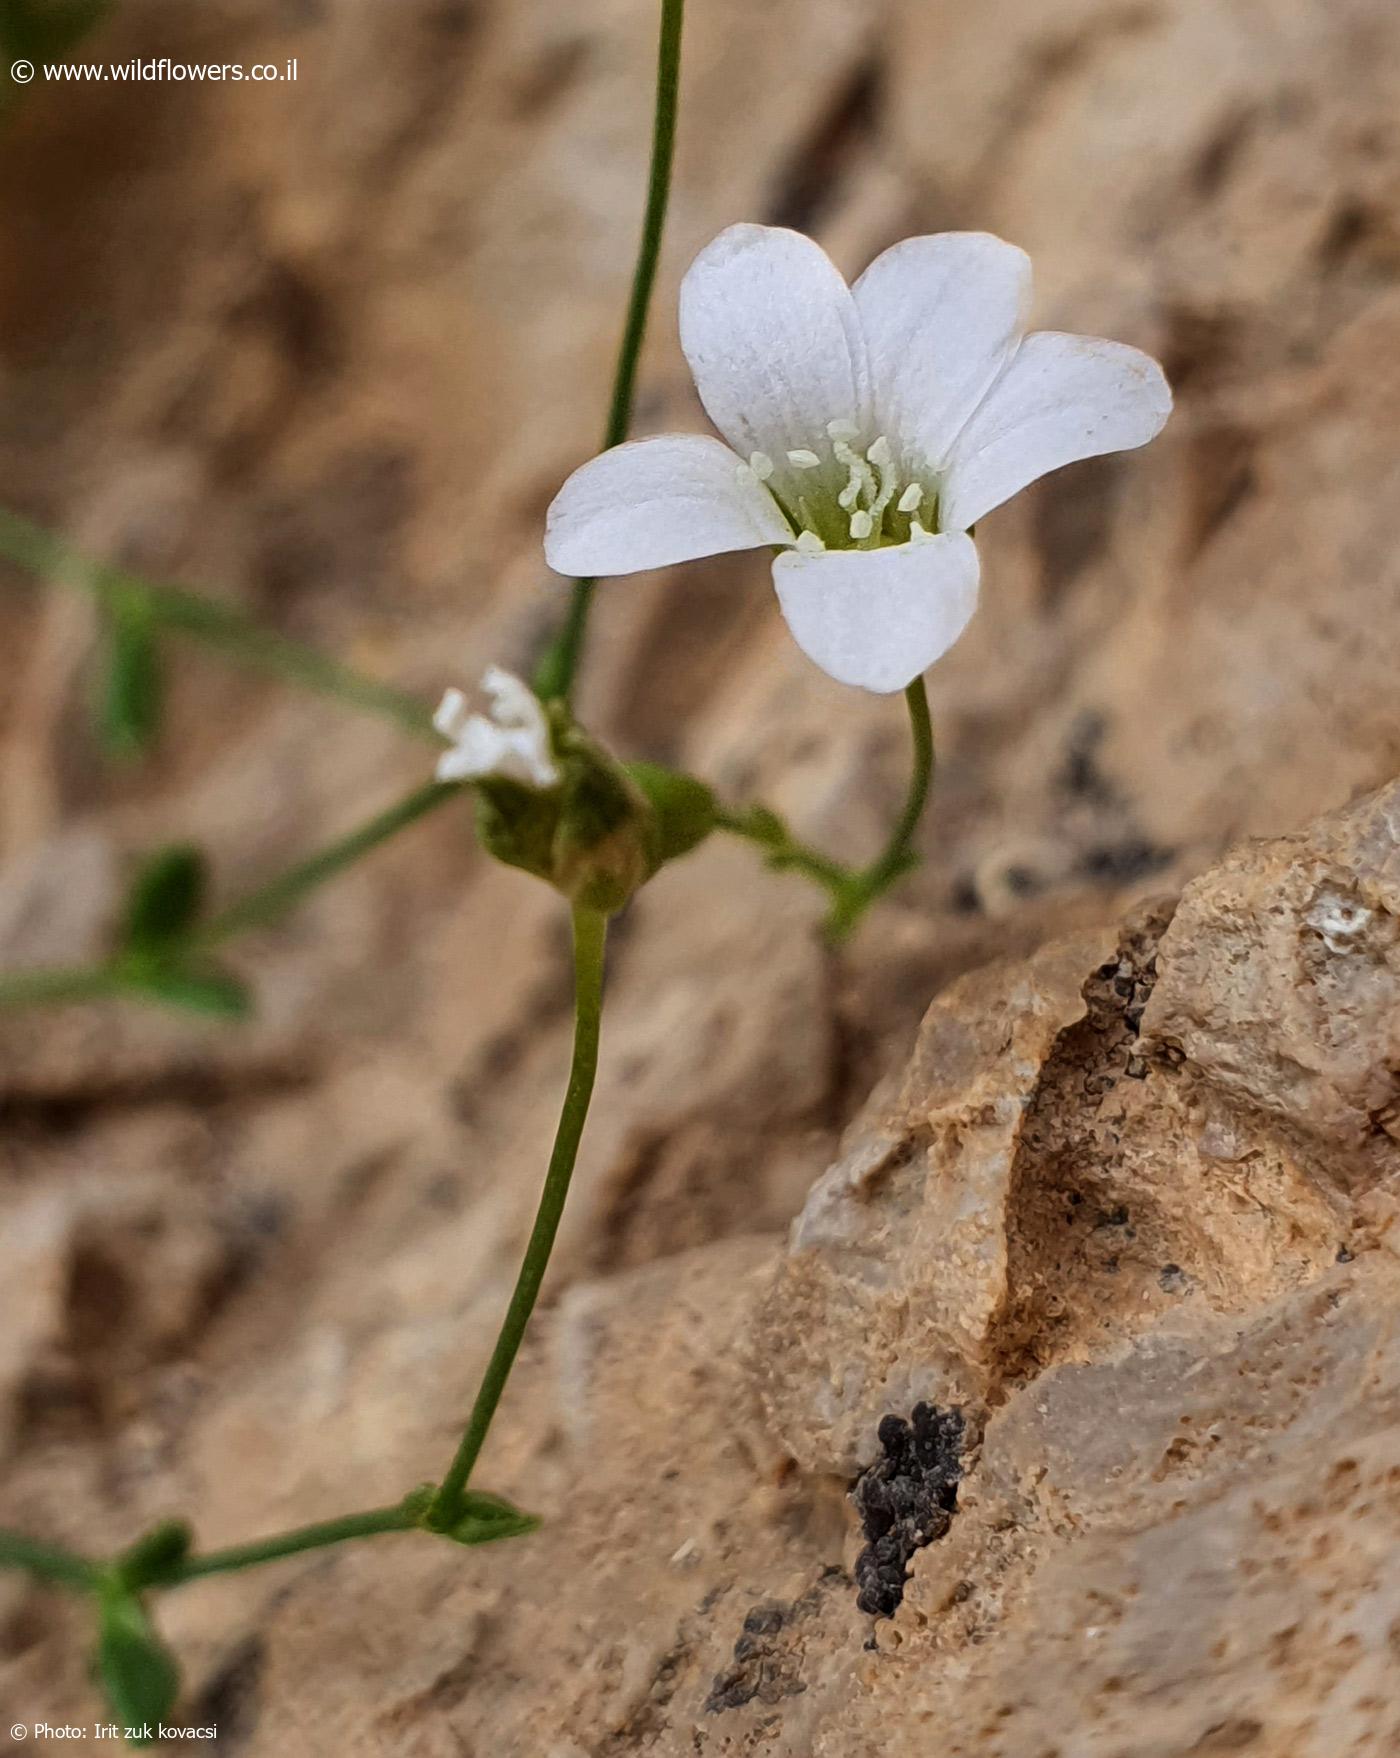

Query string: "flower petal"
[939, 332, 1172, 533]
[544, 434, 792, 577]
[678, 223, 870, 464]
[853, 232, 1032, 471]
[771, 534, 980, 694]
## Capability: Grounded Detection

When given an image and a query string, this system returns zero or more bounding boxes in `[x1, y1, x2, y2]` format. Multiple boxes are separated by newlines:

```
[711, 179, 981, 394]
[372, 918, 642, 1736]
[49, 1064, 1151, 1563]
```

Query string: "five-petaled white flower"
[544, 225, 1171, 693]
[434, 666, 559, 788]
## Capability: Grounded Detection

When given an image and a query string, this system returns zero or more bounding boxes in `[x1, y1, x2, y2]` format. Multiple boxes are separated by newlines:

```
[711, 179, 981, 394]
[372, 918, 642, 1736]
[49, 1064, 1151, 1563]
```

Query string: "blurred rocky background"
[0, 0, 1398, 1752]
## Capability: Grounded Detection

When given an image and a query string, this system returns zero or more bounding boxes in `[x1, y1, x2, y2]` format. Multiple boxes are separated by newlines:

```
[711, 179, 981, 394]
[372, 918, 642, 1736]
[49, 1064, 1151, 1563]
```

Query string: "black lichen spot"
[704, 1596, 816, 1713]
[852, 1404, 963, 1618]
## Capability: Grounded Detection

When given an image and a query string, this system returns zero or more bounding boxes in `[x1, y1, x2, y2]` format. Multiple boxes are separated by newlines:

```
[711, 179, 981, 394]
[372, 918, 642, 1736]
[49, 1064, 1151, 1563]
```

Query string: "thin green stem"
[534, 0, 685, 705]
[0, 782, 462, 1014]
[824, 677, 934, 941]
[716, 678, 935, 942]
[0, 965, 127, 1011]
[196, 780, 460, 946]
[713, 806, 855, 898]
[0, 1527, 100, 1591]
[0, 507, 437, 740]
[152, 1504, 419, 1587]
[430, 904, 608, 1527]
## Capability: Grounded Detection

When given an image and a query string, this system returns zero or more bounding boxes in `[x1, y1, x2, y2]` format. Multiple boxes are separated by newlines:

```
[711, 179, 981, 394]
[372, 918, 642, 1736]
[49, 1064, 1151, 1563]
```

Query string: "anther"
[898, 483, 924, 514]
[849, 510, 874, 541]
[867, 436, 892, 468]
[826, 419, 860, 441]
[795, 530, 826, 555]
[748, 451, 775, 481]
[786, 449, 821, 469]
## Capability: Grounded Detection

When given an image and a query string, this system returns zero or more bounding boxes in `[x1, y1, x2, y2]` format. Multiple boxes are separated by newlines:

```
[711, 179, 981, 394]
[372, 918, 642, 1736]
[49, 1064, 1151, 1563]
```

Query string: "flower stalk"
[533, 0, 686, 705]
[428, 903, 608, 1528]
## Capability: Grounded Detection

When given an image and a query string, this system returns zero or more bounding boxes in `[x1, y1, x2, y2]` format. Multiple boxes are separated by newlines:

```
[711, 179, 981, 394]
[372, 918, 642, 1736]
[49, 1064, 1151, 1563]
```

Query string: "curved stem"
[0, 507, 437, 740]
[715, 678, 935, 942]
[153, 1505, 419, 1587]
[430, 904, 608, 1527]
[533, 0, 685, 705]
[824, 677, 934, 941]
[0, 965, 127, 1011]
[0, 1527, 100, 1591]
[195, 780, 459, 946]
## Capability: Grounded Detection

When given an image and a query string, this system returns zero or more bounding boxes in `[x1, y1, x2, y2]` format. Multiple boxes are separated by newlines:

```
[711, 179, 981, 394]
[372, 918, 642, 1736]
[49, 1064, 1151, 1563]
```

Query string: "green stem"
[824, 677, 934, 941]
[0, 782, 462, 1014]
[0, 507, 437, 740]
[716, 677, 935, 942]
[430, 904, 608, 1527]
[0, 965, 128, 1010]
[195, 780, 460, 946]
[152, 1504, 419, 1586]
[0, 1527, 100, 1591]
[533, 0, 685, 705]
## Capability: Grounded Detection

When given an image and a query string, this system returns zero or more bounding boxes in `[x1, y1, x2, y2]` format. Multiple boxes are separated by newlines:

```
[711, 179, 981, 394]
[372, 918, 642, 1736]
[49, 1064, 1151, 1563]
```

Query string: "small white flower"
[434, 666, 560, 788]
[545, 225, 1172, 694]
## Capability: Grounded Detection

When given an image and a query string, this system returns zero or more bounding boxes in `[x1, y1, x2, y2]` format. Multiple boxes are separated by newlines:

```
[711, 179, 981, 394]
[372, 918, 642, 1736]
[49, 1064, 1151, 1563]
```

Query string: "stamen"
[838, 475, 861, 511]
[786, 449, 821, 469]
[832, 439, 877, 508]
[867, 437, 898, 530]
[908, 518, 934, 544]
[826, 419, 860, 441]
[849, 510, 874, 541]
[748, 451, 775, 481]
[898, 483, 924, 514]
[795, 530, 826, 555]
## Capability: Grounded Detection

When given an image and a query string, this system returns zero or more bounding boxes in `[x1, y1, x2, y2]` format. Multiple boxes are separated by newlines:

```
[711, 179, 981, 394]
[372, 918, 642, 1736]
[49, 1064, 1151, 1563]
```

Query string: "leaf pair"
[115, 845, 249, 1018]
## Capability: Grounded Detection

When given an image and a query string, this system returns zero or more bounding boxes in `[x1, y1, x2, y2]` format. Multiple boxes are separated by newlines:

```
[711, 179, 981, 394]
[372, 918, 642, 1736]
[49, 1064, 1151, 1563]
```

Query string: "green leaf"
[120, 961, 252, 1020]
[100, 602, 163, 760]
[114, 1520, 194, 1592]
[437, 1490, 540, 1547]
[121, 846, 208, 953]
[94, 1590, 180, 1741]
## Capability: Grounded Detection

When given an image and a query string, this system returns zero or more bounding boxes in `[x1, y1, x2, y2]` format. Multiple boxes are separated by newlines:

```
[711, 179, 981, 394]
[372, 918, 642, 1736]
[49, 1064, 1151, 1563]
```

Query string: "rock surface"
[1, 0, 1400, 1753]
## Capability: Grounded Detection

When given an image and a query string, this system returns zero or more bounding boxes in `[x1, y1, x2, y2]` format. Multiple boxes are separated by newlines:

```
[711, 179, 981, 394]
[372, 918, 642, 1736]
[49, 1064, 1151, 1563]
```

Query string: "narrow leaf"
[440, 1490, 540, 1548]
[94, 1590, 180, 1740]
[121, 846, 208, 952]
[100, 606, 163, 759]
[121, 961, 252, 1020]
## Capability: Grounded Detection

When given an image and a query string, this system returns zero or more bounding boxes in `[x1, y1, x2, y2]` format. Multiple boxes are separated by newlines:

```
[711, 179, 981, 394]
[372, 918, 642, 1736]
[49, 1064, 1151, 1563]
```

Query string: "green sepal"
[120, 845, 207, 953]
[434, 1491, 540, 1548]
[93, 1588, 180, 1741]
[118, 958, 252, 1020]
[550, 738, 653, 914]
[474, 779, 565, 888]
[112, 1520, 193, 1593]
[99, 598, 163, 760]
[625, 763, 719, 872]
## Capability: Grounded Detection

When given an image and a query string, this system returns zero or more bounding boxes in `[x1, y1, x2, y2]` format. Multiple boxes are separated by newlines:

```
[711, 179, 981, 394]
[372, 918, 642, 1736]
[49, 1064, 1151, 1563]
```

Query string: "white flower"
[545, 225, 1171, 693]
[434, 666, 560, 787]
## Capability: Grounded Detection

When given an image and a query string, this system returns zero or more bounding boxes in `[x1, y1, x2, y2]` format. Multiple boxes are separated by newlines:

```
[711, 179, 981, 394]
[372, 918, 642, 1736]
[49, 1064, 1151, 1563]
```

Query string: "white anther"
[897, 483, 924, 514]
[867, 435, 892, 469]
[795, 530, 826, 555]
[838, 478, 860, 510]
[748, 451, 775, 481]
[849, 510, 874, 540]
[786, 449, 821, 469]
[908, 517, 933, 544]
[826, 419, 859, 440]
